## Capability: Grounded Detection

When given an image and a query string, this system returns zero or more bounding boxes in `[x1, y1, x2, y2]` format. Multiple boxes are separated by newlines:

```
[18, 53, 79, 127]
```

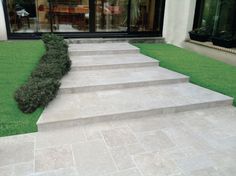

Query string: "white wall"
[0, 0, 7, 40]
[163, 0, 197, 47]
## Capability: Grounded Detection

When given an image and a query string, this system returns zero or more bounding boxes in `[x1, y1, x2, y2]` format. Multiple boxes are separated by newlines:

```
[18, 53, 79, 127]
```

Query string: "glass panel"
[6, 0, 51, 33]
[215, 0, 236, 36]
[195, 0, 236, 37]
[199, 0, 218, 33]
[51, 0, 89, 32]
[95, 0, 128, 32]
[130, 0, 156, 32]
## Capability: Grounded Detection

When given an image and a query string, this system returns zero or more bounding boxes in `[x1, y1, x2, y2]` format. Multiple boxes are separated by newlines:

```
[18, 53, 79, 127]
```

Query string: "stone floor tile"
[72, 140, 117, 176]
[218, 167, 236, 176]
[134, 152, 182, 176]
[181, 116, 215, 131]
[31, 168, 78, 176]
[0, 165, 13, 176]
[0, 161, 34, 176]
[111, 168, 142, 176]
[36, 127, 85, 149]
[0, 134, 34, 167]
[128, 116, 183, 133]
[125, 143, 145, 155]
[176, 154, 215, 174]
[110, 147, 135, 170]
[35, 145, 74, 173]
[161, 146, 200, 161]
[162, 126, 214, 154]
[102, 127, 137, 147]
[207, 150, 236, 169]
[136, 130, 174, 152]
[83, 121, 113, 141]
[189, 167, 220, 176]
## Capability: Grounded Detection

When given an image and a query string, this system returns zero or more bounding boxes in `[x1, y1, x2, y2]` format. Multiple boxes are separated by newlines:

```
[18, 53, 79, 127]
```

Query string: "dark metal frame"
[3, 0, 166, 39]
[193, 0, 204, 29]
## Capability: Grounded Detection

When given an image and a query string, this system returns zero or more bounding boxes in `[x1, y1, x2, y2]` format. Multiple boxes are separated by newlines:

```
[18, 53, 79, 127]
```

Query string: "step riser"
[67, 37, 165, 44]
[69, 49, 140, 56]
[37, 100, 232, 131]
[59, 78, 189, 94]
[71, 62, 159, 71]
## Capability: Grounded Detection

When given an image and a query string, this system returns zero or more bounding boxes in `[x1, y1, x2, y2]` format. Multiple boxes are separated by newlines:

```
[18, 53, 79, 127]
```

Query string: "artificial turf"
[0, 40, 45, 137]
[134, 43, 236, 106]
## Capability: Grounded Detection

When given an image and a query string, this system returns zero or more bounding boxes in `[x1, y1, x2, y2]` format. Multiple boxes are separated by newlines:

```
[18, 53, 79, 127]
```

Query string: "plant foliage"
[15, 34, 71, 113]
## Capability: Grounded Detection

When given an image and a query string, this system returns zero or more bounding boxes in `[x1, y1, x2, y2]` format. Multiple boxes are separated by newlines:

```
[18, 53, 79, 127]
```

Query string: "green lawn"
[0, 40, 45, 137]
[134, 43, 236, 106]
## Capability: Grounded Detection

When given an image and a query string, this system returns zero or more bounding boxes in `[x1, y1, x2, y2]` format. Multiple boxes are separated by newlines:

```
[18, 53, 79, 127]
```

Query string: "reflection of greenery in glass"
[199, 0, 236, 37]
[216, 0, 236, 36]
[200, 0, 217, 33]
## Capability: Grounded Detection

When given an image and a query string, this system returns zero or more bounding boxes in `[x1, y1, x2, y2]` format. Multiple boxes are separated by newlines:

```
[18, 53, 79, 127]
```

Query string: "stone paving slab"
[70, 54, 159, 71]
[60, 67, 189, 93]
[69, 43, 140, 56]
[37, 83, 232, 130]
[1, 106, 236, 176]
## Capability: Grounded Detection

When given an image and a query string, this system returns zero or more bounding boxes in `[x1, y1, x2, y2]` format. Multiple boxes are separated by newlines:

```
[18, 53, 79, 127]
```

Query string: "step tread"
[71, 54, 159, 67]
[37, 83, 232, 125]
[60, 67, 188, 89]
[69, 42, 139, 52]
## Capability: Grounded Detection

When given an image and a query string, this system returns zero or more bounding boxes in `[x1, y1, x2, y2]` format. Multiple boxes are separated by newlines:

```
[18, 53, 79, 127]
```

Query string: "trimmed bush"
[40, 50, 71, 75]
[15, 78, 60, 113]
[31, 62, 63, 79]
[15, 34, 71, 113]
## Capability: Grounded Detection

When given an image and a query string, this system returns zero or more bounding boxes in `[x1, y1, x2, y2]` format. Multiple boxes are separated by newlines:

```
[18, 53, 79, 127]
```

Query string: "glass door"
[95, 0, 128, 32]
[5, 0, 51, 33]
[4, 0, 165, 38]
[50, 0, 89, 32]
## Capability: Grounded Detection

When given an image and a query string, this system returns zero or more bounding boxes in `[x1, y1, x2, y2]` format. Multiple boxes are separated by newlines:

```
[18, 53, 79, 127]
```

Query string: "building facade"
[0, 0, 235, 49]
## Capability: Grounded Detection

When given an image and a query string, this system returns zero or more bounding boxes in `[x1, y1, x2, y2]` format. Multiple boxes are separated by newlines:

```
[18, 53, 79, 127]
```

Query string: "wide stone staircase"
[37, 42, 233, 131]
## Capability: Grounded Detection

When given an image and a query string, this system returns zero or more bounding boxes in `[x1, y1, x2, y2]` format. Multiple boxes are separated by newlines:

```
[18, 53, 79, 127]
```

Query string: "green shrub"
[15, 34, 71, 113]
[41, 33, 64, 45]
[46, 40, 68, 51]
[40, 49, 71, 75]
[15, 78, 60, 113]
[31, 62, 63, 79]
[42, 33, 68, 51]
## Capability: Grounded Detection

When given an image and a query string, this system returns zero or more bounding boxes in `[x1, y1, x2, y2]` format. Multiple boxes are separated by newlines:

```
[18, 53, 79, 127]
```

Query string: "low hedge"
[15, 34, 71, 113]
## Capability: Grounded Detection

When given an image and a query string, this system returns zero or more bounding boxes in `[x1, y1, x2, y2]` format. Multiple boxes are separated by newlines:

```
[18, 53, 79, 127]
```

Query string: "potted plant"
[189, 27, 210, 42]
[212, 31, 236, 48]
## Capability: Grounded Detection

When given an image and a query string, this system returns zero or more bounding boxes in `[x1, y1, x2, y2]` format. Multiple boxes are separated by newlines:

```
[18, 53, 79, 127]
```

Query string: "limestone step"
[70, 54, 159, 71]
[67, 37, 165, 44]
[60, 67, 189, 93]
[37, 83, 233, 131]
[69, 43, 140, 56]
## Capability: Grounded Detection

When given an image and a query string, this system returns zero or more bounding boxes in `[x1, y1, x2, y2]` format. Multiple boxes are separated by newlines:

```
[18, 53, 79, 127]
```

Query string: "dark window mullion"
[127, 0, 131, 33]
[89, 0, 95, 32]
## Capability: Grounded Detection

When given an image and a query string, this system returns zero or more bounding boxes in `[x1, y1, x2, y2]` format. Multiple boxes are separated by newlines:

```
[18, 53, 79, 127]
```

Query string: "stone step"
[60, 67, 189, 94]
[71, 54, 159, 71]
[69, 43, 140, 56]
[66, 37, 165, 44]
[37, 83, 233, 131]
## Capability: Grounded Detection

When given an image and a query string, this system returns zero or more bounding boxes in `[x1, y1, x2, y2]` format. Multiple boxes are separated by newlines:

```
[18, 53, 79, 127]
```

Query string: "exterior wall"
[184, 41, 236, 66]
[0, 0, 7, 40]
[163, 0, 196, 47]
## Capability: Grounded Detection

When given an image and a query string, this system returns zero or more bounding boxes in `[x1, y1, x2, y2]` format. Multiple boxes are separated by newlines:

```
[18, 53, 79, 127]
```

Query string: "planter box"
[189, 32, 209, 42]
[212, 37, 236, 48]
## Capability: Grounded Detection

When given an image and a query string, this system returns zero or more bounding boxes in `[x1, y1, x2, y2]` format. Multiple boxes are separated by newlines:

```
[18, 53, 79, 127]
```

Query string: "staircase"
[37, 42, 233, 131]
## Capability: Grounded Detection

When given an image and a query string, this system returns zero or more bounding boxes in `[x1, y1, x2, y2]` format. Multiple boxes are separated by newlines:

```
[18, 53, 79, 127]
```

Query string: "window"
[194, 0, 236, 37]
[3, 0, 166, 37]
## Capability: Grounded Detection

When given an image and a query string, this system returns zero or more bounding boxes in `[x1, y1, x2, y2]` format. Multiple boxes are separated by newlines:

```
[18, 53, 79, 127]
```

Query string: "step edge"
[37, 99, 233, 131]
[59, 77, 189, 94]
[71, 62, 159, 71]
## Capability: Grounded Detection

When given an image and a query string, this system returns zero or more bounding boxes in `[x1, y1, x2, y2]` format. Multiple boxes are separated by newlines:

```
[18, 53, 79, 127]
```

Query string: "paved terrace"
[0, 43, 235, 176]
